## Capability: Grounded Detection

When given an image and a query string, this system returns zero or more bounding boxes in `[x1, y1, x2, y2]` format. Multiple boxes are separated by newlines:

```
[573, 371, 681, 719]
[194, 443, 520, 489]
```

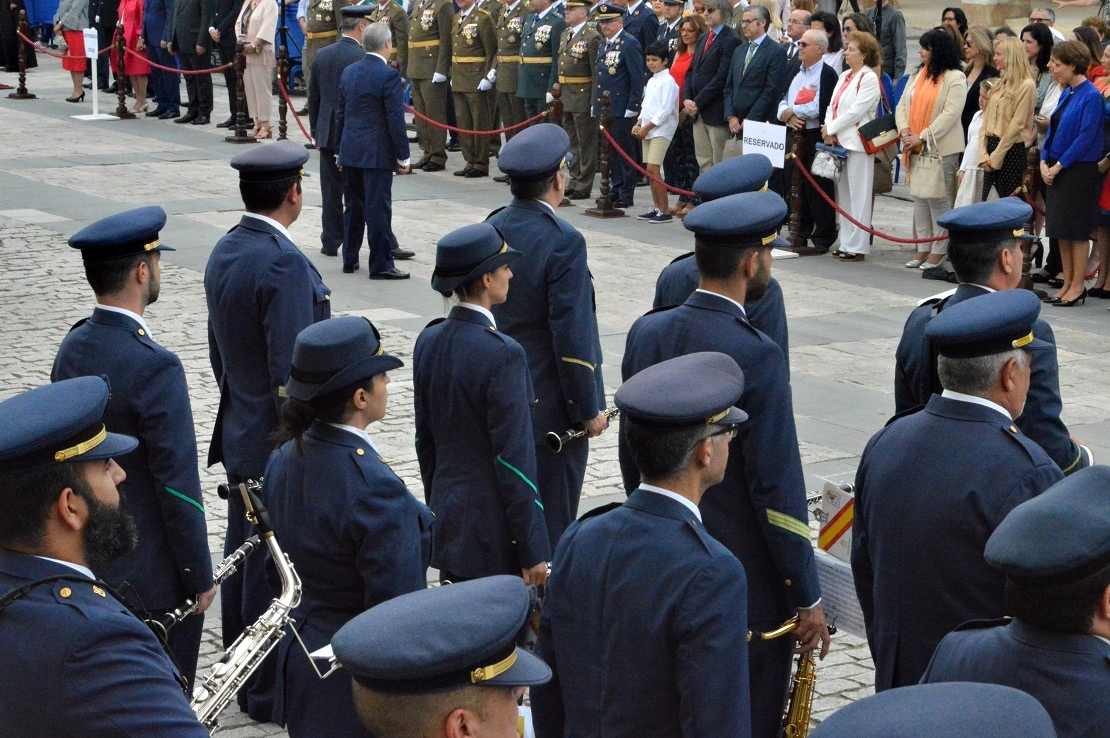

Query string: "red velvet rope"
[18, 29, 114, 59]
[403, 102, 547, 136]
[600, 126, 697, 198]
[277, 77, 313, 142]
[123, 45, 231, 75]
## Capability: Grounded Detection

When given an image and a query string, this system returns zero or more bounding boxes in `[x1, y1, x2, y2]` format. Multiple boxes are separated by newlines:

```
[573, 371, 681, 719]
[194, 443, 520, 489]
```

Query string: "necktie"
[703, 29, 715, 55]
[743, 41, 755, 72]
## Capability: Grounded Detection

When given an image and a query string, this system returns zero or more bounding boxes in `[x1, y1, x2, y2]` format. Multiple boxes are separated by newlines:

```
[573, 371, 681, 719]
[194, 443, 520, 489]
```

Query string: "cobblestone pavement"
[3, 52, 1110, 735]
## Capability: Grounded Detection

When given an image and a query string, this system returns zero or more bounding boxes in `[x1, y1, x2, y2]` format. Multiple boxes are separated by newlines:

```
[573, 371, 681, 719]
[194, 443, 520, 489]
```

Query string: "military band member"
[450, 0, 497, 177]
[533, 351, 753, 737]
[0, 378, 209, 738]
[593, 4, 645, 209]
[414, 223, 550, 585]
[369, 0, 410, 74]
[266, 317, 433, 738]
[922, 465, 1110, 737]
[554, 0, 600, 199]
[853, 289, 1064, 693]
[303, 0, 352, 106]
[51, 206, 215, 690]
[621, 191, 829, 738]
[489, 0, 529, 164]
[894, 199, 1092, 475]
[332, 576, 552, 738]
[488, 124, 608, 550]
[656, 0, 682, 53]
[517, 0, 564, 118]
[408, 0, 455, 172]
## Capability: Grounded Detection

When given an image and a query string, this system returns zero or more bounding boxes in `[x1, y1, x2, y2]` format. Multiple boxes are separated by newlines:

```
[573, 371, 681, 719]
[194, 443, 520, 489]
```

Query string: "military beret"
[0, 377, 138, 471]
[810, 682, 1057, 738]
[432, 223, 519, 293]
[595, 3, 626, 19]
[340, 4, 374, 16]
[68, 206, 175, 262]
[285, 317, 404, 403]
[331, 575, 552, 693]
[616, 352, 748, 430]
[924, 289, 1051, 359]
[684, 190, 789, 249]
[692, 154, 773, 202]
[497, 123, 570, 181]
[985, 465, 1110, 587]
[937, 199, 1035, 246]
[230, 140, 310, 184]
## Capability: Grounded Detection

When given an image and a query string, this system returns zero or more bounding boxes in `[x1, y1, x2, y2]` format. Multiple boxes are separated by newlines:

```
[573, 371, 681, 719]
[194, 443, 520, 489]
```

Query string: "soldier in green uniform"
[554, 0, 600, 199]
[490, 0, 528, 145]
[517, 0, 564, 118]
[479, 0, 505, 156]
[303, 0, 351, 107]
[450, 0, 497, 177]
[407, 0, 454, 171]
[369, 0, 410, 75]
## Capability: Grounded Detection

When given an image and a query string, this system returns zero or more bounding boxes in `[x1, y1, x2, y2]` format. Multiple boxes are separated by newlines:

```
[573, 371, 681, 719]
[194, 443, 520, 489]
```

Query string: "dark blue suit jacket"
[894, 283, 1087, 475]
[309, 36, 366, 150]
[723, 34, 788, 125]
[52, 308, 213, 610]
[922, 618, 1110, 738]
[652, 256, 790, 374]
[0, 551, 208, 737]
[621, 290, 819, 624]
[532, 490, 751, 738]
[592, 30, 645, 116]
[851, 394, 1063, 692]
[266, 421, 433, 733]
[143, 0, 173, 44]
[205, 215, 332, 479]
[683, 24, 741, 126]
[623, 0, 659, 55]
[336, 53, 411, 170]
[414, 306, 550, 578]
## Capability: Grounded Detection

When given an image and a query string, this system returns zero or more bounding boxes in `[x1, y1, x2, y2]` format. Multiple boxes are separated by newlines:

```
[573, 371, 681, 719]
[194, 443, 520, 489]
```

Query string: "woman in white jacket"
[822, 31, 881, 260]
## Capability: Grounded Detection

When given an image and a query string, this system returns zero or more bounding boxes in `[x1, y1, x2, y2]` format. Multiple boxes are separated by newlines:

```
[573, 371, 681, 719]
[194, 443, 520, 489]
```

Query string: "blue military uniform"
[922, 465, 1110, 738]
[622, 0, 659, 54]
[266, 317, 433, 737]
[655, 0, 683, 55]
[593, 6, 645, 207]
[51, 206, 213, 687]
[533, 352, 752, 738]
[893, 200, 1089, 475]
[0, 377, 208, 738]
[621, 192, 819, 738]
[854, 289, 1064, 692]
[487, 125, 606, 550]
[205, 141, 331, 719]
[414, 224, 550, 581]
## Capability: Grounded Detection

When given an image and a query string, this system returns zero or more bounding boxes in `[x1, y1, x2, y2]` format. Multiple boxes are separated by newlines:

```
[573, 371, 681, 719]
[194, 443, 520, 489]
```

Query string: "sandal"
[251, 125, 273, 139]
[838, 253, 865, 262]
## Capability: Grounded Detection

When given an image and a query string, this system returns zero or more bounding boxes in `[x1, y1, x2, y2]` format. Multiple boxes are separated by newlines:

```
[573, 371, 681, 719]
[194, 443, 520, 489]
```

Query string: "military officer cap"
[810, 682, 1057, 738]
[564, 0, 590, 7]
[68, 206, 175, 262]
[615, 352, 748, 430]
[937, 199, 1035, 246]
[0, 377, 138, 471]
[661, 0, 684, 6]
[684, 190, 789, 249]
[985, 465, 1110, 587]
[340, 4, 374, 16]
[286, 316, 404, 402]
[331, 575, 552, 692]
[497, 123, 571, 181]
[923, 289, 1051, 359]
[594, 3, 626, 20]
[230, 140, 310, 184]
[692, 154, 773, 202]
[432, 222, 520, 292]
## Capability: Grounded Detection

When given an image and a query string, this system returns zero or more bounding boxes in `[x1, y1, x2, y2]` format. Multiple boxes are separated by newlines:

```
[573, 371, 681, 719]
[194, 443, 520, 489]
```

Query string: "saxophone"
[749, 616, 836, 738]
[190, 480, 302, 734]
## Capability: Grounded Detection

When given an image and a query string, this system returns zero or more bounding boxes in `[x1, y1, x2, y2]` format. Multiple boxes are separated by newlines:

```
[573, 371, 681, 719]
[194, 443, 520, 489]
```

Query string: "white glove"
[478, 78, 493, 91]
[432, 72, 447, 83]
[486, 68, 497, 83]
[625, 108, 638, 118]
[545, 92, 555, 104]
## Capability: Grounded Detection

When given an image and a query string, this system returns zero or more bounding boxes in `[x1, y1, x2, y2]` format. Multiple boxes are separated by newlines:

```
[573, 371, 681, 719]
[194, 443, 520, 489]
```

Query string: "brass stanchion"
[8, 11, 36, 100]
[114, 24, 135, 119]
[585, 91, 624, 219]
[1020, 146, 1042, 294]
[225, 43, 258, 144]
[276, 43, 289, 141]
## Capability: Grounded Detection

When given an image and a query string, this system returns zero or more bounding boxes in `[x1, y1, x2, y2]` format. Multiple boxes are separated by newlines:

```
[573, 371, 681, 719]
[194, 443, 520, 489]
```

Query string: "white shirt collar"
[537, 4, 553, 17]
[506, 0, 520, 10]
[940, 390, 1013, 421]
[749, 32, 765, 46]
[571, 20, 586, 33]
[457, 302, 496, 328]
[242, 212, 295, 244]
[95, 305, 152, 338]
[327, 423, 380, 455]
[459, 3, 475, 18]
[1095, 635, 1110, 647]
[969, 283, 997, 293]
[35, 556, 95, 580]
[695, 288, 747, 316]
[608, 28, 623, 42]
[639, 483, 702, 521]
[534, 198, 558, 216]
[369, 51, 390, 64]
[627, 0, 642, 12]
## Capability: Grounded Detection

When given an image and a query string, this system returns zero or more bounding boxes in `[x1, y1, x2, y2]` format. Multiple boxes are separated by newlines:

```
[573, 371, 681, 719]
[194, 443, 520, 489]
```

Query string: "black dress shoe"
[82, 82, 92, 89]
[342, 265, 359, 273]
[413, 157, 430, 169]
[320, 247, 339, 256]
[391, 248, 415, 260]
[493, 174, 510, 183]
[454, 168, 471, 176]
[447, 141, 462, 152]
[421, 161, 445, 172]
[146, 108, 167, 118]
[370, 268, 410, 280]
[174, 113, 198, 124]
[635, 175, 649, 187]
[566, 190, 591, 200]
[613, 199, 633, 209]
[216, 116, 236, 128]
[297, 106, 308, 115]
[159, 109, 180, 120]
[191, 115, 210, 125]
[464, 169, 488, 178]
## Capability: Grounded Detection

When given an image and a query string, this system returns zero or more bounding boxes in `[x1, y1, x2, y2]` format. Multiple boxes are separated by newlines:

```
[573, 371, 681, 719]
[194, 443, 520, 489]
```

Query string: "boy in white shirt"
[633, 41, 680, 224]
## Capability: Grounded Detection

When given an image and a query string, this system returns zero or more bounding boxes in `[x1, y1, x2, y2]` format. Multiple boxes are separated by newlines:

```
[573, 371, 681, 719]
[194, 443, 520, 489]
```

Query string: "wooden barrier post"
[113, 24, 135, 119]
[8, 11, 36, 100]
[786, 132, 825, 256]
[1020, 146, 1041, 295]
[276, 42, 289, 141]
[225, 44, 257, 144]
[584, 92, 625, 219]
[549, 84, 564, 126]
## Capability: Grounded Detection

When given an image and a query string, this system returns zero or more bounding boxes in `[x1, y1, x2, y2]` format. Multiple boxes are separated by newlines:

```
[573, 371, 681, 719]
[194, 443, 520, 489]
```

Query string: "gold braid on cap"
[470, 650, 517, 683]
[54, 425, 107, 462]
[705, 409, 729, 425]
[761, 233, 777, 246]
[143, 239, 160, 252]
[1012, 332, 1034, 349]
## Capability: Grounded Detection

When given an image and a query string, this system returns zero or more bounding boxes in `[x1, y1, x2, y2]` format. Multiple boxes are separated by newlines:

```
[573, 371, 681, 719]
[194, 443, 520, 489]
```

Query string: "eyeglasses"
[964, 40, 973, 47]
[739, 18, 761, 24]
[709, 426, 739, 441]
[943, 15, 956, 21]
[787, 18, 805, 25]
[1029, 16, 1050, 23]
[796, 41, 810, 48]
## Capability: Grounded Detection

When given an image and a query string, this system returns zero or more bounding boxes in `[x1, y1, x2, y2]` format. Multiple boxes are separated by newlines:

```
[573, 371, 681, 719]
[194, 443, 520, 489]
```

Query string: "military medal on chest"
[534, 23, 551, 49]
[507, 16, 523, 42]
[462, 21, 479, 42]
[604, 47, 620, 74]
[420, 7, 435, 30]
[570, 38, 587, 59]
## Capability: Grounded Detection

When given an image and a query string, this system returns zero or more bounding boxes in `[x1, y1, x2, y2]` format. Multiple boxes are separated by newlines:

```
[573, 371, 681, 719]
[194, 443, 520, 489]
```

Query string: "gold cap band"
[470, 649, 517, 683]
[143, 239, 160, 252]
[705, 409, 729, 425]
[53, 425, 107, 462]
[1012, 332, 1034, 349]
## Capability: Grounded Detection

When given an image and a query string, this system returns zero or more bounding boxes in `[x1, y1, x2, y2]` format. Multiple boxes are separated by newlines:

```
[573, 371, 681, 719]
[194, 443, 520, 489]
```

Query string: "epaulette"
[667, 251, 694, 266]
[578, 501, 622, 521]
[423, 317, 447, 330]
[67, 318, 89, 333]
[952, 616, 1011, 632]
[884, 403, 926, 427]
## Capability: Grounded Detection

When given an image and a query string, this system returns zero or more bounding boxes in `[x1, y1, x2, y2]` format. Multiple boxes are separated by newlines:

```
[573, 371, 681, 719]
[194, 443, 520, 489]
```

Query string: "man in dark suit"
[777, 28, 837, 252]
[782, 7, 809, 69]
[853, 289, 1064, 693]
[336, 22, 412, 279]
[94, 0, 119, 90]
[211, 0, 247, 127]
[52, 206, 215, 690]
[682, 0, 740, 171]
[143, 0, 180, 118]
[167, 0, 214, 124]
[592, 4, 644, 208]
[533, 352, 752, 738]
[621, 191, 829, 738]
[309, 6, 372, 257]
[723, 4, 786, 141]
[894, 200, 1092, 475]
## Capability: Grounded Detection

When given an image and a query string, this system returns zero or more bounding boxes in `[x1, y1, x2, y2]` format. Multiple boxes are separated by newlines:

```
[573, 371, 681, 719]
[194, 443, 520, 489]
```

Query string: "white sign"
[814, 550, 866, 639]
[82, 28, 98, 60]
[742, 119, 787, 169]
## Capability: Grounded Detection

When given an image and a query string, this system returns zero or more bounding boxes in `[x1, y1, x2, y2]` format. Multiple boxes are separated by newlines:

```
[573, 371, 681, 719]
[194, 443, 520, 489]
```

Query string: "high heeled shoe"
[130, 100, 149, 113]
[1089, 287, 1110, 298]
[1053, 288, 1087, 307]
[65, 92, 85, 103]
[251, 125, 272, 139]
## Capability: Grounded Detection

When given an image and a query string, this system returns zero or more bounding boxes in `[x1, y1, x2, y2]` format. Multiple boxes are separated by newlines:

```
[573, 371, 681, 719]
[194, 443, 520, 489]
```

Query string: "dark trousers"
[609, 115, 636, 203]
[497, 90, 526, 141]
[165, 605, 205, 689]
[148, 42, 181, 112]
[177, 50, 213, 116]
[748, 630, 794, 738]
[218, 41, 237, 116]
[522, 95, 545, 120]
[342, 166, 397, 274]
[534, 439, 588, 552]
[319, 148, 343, 255]
[786, 128, 838, 248]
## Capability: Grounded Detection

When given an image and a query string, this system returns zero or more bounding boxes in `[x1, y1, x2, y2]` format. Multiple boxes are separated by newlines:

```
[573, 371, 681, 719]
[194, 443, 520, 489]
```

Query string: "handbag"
[871, 86, 896, 194]
[908, 129, 947, 200]
[811, 143, 847, 182]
